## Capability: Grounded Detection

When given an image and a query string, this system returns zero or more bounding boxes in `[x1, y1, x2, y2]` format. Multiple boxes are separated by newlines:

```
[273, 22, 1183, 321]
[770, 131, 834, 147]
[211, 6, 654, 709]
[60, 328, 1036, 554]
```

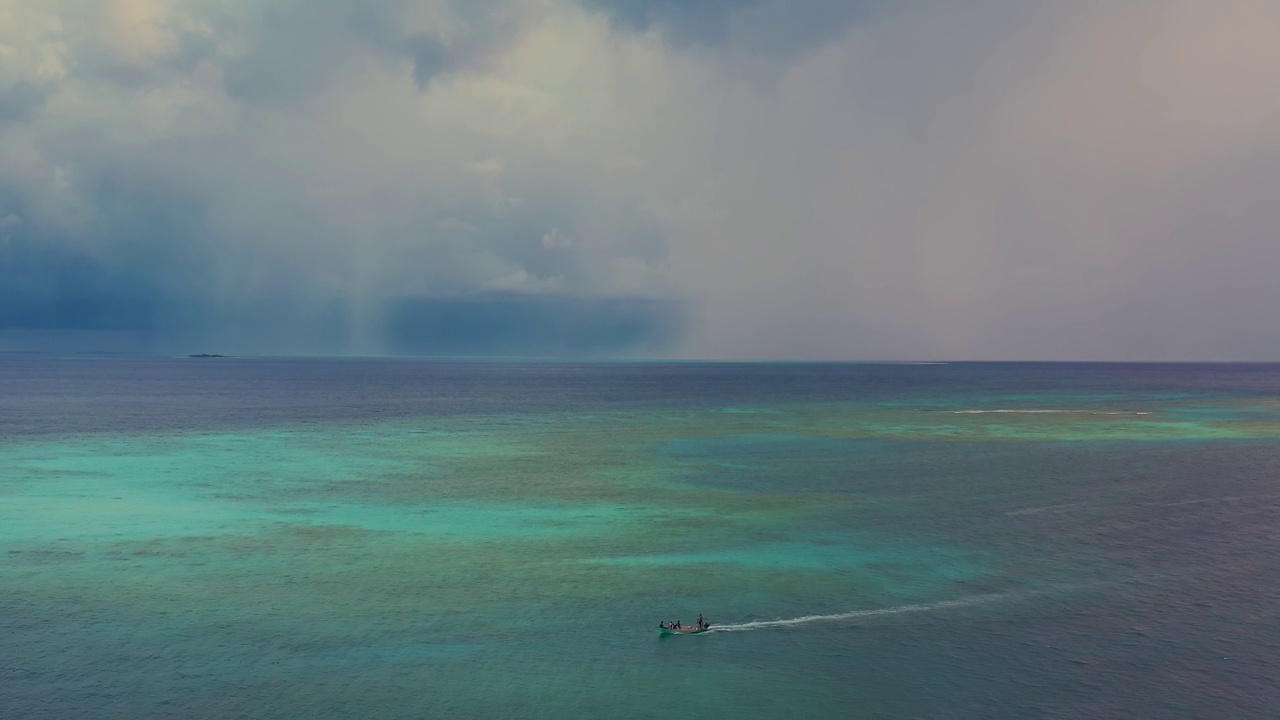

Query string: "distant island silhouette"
[188, 354, 228, 358]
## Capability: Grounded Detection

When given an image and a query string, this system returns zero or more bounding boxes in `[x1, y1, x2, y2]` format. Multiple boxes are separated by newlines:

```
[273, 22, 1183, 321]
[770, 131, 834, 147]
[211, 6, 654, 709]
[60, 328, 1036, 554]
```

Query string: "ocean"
[2, 359, 1278, 718]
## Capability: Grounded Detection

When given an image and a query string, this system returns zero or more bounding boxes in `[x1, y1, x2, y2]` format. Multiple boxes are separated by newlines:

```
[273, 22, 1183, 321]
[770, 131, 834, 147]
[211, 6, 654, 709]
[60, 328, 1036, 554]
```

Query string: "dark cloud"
[385, 294, 685, 357]
[405, 34, 451, 88]
[0, 292, 157, 333]
[0, 165, 207, 343]
[0, 82, 47, 126]
[0, 137, 683, 356]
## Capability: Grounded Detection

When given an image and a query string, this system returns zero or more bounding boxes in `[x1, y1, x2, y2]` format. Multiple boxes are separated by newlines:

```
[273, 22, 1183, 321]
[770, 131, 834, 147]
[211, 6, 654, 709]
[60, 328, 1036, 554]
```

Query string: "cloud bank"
[0, 0, 1277, 359]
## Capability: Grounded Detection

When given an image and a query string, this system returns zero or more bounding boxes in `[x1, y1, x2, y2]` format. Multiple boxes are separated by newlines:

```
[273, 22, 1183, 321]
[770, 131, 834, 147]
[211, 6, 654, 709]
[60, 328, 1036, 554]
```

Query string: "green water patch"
[0, 402, 1067, 705]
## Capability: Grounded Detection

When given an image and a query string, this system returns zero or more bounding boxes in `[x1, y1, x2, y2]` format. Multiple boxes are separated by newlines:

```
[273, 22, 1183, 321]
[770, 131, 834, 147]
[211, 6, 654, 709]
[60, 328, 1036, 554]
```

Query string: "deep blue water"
[2, 358, 1278, 718]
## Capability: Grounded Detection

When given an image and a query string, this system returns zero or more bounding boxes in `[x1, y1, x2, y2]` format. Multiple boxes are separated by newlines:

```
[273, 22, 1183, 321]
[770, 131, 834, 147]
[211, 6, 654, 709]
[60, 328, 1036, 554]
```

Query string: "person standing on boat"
[697, 614, 704, 629]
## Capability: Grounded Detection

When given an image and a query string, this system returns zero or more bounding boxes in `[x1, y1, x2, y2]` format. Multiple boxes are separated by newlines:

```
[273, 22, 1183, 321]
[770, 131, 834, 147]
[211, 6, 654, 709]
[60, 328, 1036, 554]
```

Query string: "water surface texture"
[2, 360, 1278, 718]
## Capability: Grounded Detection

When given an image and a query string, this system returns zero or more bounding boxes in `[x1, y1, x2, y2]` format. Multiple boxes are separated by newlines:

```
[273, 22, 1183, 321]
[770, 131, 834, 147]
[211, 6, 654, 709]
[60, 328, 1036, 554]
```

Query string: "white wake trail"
[707, 593, 1010, 633]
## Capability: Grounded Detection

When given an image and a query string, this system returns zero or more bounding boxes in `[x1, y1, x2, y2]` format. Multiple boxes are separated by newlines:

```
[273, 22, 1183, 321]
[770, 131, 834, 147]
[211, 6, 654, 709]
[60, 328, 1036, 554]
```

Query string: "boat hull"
[659, 626, 710, 636]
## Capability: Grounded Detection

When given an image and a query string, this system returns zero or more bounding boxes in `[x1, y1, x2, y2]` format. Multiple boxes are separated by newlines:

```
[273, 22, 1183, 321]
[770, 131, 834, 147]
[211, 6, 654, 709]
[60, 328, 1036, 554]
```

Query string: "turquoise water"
[3, 360, 1279, 717]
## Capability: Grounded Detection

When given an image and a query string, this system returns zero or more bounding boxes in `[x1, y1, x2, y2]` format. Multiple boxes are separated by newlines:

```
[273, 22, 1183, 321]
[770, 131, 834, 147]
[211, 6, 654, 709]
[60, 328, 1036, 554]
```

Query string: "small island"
[187, 353, 228, 358]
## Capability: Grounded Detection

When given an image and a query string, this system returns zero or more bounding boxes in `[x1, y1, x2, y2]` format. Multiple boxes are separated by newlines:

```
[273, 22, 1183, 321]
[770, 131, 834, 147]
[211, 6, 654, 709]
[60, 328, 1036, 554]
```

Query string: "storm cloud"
[0, 0, 1277, 359]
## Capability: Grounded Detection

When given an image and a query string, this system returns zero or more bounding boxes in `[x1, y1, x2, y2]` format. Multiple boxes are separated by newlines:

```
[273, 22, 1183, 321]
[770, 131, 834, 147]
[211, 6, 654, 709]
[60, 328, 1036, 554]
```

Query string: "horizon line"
[3, 351, 1280, 365]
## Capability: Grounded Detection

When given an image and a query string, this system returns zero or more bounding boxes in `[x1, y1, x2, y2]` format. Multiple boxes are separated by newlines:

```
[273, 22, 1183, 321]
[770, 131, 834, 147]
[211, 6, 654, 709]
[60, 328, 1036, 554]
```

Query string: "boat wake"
[706, 593, 1010, 633]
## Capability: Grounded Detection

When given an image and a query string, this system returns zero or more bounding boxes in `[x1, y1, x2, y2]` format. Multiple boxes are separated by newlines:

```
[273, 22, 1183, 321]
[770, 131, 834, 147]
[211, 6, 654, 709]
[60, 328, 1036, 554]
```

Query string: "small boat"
[659, 625, 710, 636]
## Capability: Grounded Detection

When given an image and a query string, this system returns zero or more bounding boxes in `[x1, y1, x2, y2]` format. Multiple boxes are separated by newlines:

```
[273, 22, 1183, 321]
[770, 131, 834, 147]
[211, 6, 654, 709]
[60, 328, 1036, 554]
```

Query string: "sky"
[0, 0, 1277, 360]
